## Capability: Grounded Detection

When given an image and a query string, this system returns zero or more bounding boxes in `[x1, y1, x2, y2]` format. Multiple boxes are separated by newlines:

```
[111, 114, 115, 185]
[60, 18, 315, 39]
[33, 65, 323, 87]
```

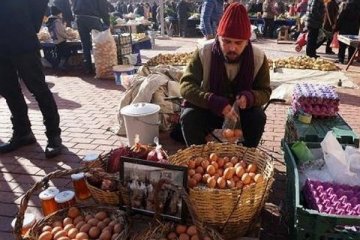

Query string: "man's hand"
[236, 95, 247, 109]
[222, 104, 239, 122]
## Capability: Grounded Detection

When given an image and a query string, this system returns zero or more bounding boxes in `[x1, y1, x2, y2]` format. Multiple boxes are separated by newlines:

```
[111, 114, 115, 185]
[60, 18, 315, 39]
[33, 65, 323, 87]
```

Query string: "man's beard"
[224, 52, 241, 63]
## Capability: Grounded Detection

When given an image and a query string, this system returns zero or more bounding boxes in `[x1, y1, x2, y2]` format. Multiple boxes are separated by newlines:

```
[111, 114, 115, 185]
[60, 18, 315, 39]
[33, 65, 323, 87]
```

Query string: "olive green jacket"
[180, 41, 271, 112]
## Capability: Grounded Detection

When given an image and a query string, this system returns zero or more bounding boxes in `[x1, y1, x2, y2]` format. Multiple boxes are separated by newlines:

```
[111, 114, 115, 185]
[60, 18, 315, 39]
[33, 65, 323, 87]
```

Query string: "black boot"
[45, 136, 63, 158]
[0, 132, 36, 153]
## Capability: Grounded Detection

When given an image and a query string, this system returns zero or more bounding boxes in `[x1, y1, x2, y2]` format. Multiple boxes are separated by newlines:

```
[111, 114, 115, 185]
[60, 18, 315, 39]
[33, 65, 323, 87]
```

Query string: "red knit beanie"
[217, 3, 251, 40]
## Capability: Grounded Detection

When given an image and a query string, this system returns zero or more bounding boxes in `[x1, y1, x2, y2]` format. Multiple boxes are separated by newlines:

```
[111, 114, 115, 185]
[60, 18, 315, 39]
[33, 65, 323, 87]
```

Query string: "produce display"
[93, 30, 117, 79]
[65, 27, 79, 40]
[268, 56, 338, 71]
[292, 83, 340, 118]
[38, 27, 51, 42]
[303, 179, 360, 216]
[132, 33, 147, 41]
[185, 153, 263, 189]
[164, 224, 212, 240]
[146, 52, 194, 66]
[37, 207, 125, 240]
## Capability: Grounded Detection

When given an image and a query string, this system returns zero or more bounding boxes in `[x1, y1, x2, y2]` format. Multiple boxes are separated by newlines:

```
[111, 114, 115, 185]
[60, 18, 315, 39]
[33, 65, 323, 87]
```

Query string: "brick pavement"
[0, 37, 359, 239]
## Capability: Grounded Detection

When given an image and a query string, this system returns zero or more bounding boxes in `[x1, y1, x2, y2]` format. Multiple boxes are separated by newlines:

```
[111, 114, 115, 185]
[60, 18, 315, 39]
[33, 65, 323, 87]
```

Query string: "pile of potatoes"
[146, 52, 194, 66]
[161, 224, 212, 240]
[38, 207, 124, 240]
[268, 56, 338, 71]
[185, 153, 264, 189]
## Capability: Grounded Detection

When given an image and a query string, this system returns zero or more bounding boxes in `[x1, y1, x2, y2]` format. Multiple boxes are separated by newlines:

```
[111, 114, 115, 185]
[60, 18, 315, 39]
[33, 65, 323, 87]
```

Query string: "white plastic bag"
[320, 131, 360, 186]
[92, 28, 117, 79]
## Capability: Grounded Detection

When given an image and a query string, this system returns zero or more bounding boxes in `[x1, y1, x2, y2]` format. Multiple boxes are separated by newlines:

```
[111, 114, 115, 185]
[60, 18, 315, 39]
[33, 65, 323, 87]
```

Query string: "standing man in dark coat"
[323, 0, 339, 54]
[0, 0, 63, 158]
[305, 0, 325, 58]
[54, 0, 74, 27]
[73, 0, 110, 74]
[177, 0, 190, 37]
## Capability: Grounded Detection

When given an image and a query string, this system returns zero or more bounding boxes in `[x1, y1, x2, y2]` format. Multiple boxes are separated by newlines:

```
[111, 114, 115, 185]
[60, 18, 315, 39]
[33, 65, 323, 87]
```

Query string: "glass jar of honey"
[39, 187, 59, 216]
[82, 153, 100, 168]
[54, 190, 76, 209]
[11, 213, 36, 237]
[71, 172, 91, 200]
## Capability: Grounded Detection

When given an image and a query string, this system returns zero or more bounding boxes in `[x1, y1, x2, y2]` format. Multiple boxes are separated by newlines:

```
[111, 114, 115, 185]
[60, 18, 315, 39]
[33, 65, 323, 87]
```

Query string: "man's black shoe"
[0, 132, 36, 153]
[45, 136, 63, 158]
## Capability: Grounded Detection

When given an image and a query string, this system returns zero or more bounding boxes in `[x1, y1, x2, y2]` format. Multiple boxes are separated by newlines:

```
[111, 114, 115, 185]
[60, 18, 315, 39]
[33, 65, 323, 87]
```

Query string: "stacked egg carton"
[303, 179, 360, 216]
[292, 83, 340, 118]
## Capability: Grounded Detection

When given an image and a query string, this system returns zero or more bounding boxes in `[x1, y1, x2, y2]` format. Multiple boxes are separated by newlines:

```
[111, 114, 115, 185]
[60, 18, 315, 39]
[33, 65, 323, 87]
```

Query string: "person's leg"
[268, 18, 275, 38]
[325, 36, 334, 54]
[306, 27, 319, 58]
[15, 51, 62, 157]
[180, 107, 223, 146]
[338, 42, 346, 63]
[347, 46, 356, 63]
[263, 18, 269, 38]
[76, 17, 93, 73]
[240, 107, 266, 148]
[0, 56, 36, 153]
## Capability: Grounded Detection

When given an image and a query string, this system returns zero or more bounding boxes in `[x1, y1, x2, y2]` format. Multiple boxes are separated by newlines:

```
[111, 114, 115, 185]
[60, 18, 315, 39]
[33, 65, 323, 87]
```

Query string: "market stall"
[338, 34, 360, 71]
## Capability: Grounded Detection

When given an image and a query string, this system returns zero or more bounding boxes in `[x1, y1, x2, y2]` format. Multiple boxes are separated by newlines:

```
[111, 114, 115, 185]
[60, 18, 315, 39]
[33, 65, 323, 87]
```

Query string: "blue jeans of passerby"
[76, 15, 107, 71]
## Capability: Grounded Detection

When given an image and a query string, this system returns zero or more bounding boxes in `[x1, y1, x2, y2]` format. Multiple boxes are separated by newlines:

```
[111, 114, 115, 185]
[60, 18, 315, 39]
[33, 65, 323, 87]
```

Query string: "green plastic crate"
[283, 141, 360, 240]
[284, 109, 359, 148]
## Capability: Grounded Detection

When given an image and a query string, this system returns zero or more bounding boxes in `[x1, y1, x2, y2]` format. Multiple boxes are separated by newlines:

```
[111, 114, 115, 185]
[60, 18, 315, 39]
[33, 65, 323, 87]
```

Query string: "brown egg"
[38, 231, 52, 240]
[254, 174, 264, 183]
[64, 224, 75, 232]
[206, 165, 216, 176]
[75, 232, 89, 240]
[207, 176, 216, 188]
[73, 216, 84, 226]
[223, 156, 230, 163]
[224, 162, 234, 169]
[191, 235, 200, 240]
[188, 169, 196, 177]
[195, 166, 204, 175]
[53, 230, 67, 240]
[233, 175, 240, 182]
[223, 167, 235, 180]
[79, 223, 91, 234]
[217, 177, 226, 189]
[234, 129, 243, 138]
[194, 157, 203, 167]
[67, 207, 81, 219]
[186, 225, 197, 236]
[75, 221, 86, 230]
[234, 162, 242, 168]
[57, 237, 70, 240]
[247, 164, 257, 173]
[209, 153, 218, 162]
[52, 221, 63, 228]
[231, 156, 239, 165]
[188, 178, 197, 188]
[202, 174, 210, 183]
[42, 225, 52, 232]
[187, 160, 196, 169]
[217, 158, 225, 168]
[239, 160, 247, 169]
[111, 233, 119, 240]
[179, 233, 190, 240]
[95, 211, 108, 221]
[241, 173, 251, 185]
[216, 168, 224, 177]
[235, 166, 245, 178]
[97, 221, 107, 230]
[226, 179, 235, 188]
[193, 173, 202, 183]
[102, 218, 111, 225]
[167, 232, 177, 239]
[176, 224, 187, 234]
[99, 230, 112, 240]
[201, 160, 210, 169]
[223, 129, 234, 138]
[67, 228, 78, 239]
[108, 220, 117, 228]
[236, 181, 244, 189]
[63, 217, 73, 226]
[211, 161, 219, 170]
[203, 236, 211, 240]
[113, 223, 123, 233]
[103, 226, 113, 234]
[84, 215, 93, 222]
[51, 226, 63, 236]
[87, 218, 99, 226]
[88, 226, 101, 239]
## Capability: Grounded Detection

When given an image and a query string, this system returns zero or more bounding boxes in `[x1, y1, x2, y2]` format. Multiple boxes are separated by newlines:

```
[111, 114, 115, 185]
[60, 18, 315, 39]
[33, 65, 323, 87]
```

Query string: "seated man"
[180, 3, 271, 148]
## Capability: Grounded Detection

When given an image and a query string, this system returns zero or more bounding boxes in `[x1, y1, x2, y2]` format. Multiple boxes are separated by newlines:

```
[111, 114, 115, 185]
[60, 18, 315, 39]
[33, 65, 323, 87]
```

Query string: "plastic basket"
[283, 140, 360, 240]
[169, 142, 274, 238]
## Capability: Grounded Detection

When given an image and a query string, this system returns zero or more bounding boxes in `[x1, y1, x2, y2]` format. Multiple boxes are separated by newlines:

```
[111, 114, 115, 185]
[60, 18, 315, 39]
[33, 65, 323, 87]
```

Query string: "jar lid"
[120, 102, 160, 117]
[11, 213, 36, 229]
[39, 187, 59, 200]
[83, 153, 99, 162]
[71, 172, 85, 180]
[54, 190, 75, 203]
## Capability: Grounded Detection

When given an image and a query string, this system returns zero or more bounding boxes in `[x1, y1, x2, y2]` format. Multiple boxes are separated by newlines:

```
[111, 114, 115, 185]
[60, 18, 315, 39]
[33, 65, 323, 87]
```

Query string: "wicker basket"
[169, 142, 275, 239]
[129, 179, 224, 240]
[13, 167, 129, 240]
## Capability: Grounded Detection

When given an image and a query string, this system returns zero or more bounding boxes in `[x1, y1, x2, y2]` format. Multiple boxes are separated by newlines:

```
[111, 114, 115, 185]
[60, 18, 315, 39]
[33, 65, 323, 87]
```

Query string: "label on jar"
[55, 190, 75, 204]
[39, 187, 60, 201]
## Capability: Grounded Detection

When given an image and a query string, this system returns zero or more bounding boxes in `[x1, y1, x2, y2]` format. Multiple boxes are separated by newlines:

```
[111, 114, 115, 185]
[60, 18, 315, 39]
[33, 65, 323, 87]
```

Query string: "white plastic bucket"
[120, 102, 161, 145]
[113, 65, 135, 86]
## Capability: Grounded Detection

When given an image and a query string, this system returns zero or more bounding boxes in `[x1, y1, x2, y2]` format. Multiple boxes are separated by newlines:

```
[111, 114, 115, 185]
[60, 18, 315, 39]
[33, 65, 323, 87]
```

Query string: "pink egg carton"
[303, 179, 360, 216]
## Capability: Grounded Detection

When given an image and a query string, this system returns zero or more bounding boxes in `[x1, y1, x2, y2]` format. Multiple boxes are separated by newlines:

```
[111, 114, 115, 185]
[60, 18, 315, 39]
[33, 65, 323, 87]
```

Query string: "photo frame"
[119, 157, 188, 222]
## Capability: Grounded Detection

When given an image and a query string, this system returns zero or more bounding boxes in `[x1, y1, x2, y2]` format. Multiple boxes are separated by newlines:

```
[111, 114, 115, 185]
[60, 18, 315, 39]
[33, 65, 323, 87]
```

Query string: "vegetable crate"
[283, 141, 360, 240]
[284, 109, 359, 148]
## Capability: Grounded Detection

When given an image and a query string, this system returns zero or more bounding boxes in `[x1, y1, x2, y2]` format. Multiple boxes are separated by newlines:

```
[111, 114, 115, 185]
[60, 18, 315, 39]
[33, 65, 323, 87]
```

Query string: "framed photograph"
[119, 157, 188, 222]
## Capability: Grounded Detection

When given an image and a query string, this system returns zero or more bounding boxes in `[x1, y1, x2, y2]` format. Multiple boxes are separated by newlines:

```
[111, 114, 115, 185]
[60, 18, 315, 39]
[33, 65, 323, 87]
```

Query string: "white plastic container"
[120, 102, 160, 145]
[113, 65, 135, 86]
